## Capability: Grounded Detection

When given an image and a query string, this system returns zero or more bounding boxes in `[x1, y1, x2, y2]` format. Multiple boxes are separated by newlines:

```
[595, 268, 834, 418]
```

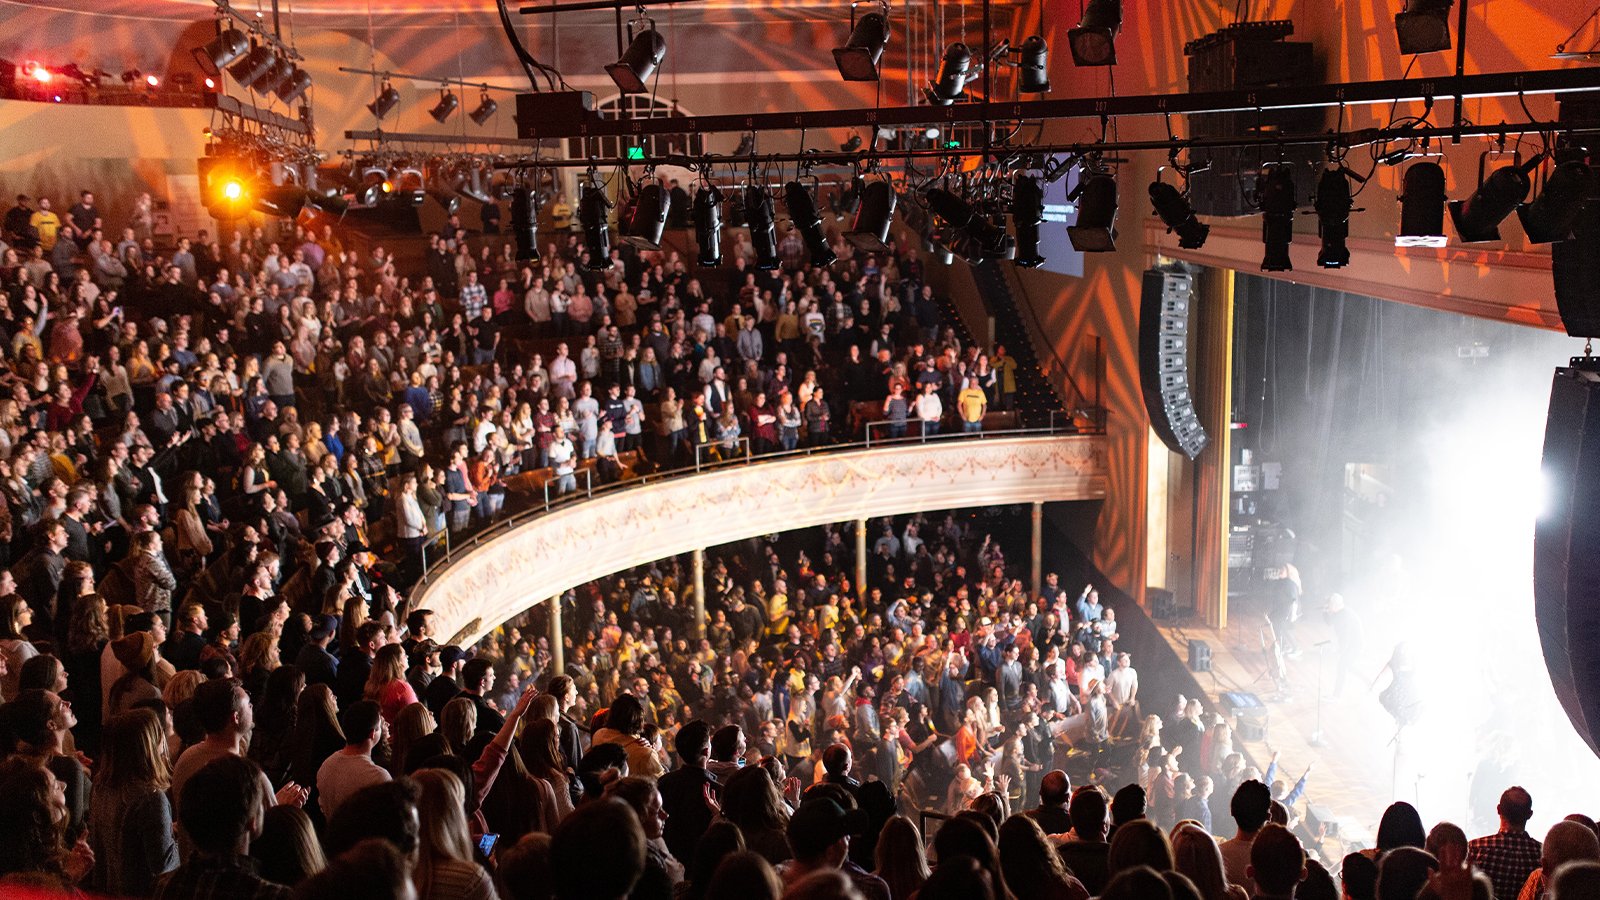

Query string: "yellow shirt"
[767, 592, 790, 635]
[957, 387, 988, 423]
[30, 211, 61, 250]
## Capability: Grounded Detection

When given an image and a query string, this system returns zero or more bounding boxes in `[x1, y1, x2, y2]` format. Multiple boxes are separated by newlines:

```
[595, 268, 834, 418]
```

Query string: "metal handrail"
[411, 419, 1099, 593]
[693, 436, 752, 471]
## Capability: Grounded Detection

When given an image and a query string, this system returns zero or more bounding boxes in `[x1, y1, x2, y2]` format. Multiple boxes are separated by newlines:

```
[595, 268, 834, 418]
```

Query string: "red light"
[145, 74, 160, 88]
[204, 77, 216, 89]
[28, 65, 52, 84]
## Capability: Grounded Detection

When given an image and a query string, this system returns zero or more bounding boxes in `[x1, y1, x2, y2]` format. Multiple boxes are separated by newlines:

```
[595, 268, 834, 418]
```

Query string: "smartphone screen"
[477, 833, 499, 857]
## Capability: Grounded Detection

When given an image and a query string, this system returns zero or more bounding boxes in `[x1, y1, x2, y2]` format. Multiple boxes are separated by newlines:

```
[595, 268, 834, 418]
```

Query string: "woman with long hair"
[249, 665, 304, 786]
[480, 736, 548, 844]
[252, 805, 327, 887]
[0, 593, 39, 700]
[412, 768, 499, 900]
[518, 717, 574, 827]
[364, 643, 420, 724]
[874, 815, 930, 900]
[0, 757, 92, 887]
[388, 702, 437, 779]
[591, 693, 664, 778]
[681, 821, 746, 900]
[605, 775, 681, 900]
[721, 765, 792, 865]
[237, 631, 281, 701]
[1107, 819, 1175, 876]
[439, 697, 478, 757]
[88, 709, 176, 895]
[63, 578, 108, 755]
[997, 815, 1089, 900]
[288, 683, 344, 825]
[931, 812, 1012, 900]
[1169, 823, 1247, 900]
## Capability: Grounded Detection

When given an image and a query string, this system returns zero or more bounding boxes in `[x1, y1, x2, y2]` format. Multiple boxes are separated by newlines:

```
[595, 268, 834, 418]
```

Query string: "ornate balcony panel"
[420, 435, 1107, 645]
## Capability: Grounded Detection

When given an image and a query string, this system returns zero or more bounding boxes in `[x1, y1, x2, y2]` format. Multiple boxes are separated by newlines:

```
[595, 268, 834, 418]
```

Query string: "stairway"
[966, 260, 1075, 428]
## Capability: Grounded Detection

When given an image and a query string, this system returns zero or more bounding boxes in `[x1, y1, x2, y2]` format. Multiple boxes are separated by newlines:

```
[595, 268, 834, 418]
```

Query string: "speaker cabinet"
[1188, 639, 1212, 672]
[1552, 201, 1600, 338]
[1535, 362, 1600, 757]
[1140, 266, 1209, 458]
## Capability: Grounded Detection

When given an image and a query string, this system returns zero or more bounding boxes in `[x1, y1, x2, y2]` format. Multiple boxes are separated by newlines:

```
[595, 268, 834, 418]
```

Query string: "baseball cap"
[439, 645, 470, 668]
[787, 798, 868, 859]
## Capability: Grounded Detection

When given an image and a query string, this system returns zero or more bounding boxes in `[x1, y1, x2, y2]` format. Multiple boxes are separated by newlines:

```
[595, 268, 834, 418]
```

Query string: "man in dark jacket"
[657, 719, 718, 864]
[294, 615, 340, 687]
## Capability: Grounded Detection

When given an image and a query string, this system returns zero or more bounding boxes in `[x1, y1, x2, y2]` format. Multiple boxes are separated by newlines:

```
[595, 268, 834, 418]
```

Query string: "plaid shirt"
[1468, 828, 1542, 900]
[153, 853, 292, 900]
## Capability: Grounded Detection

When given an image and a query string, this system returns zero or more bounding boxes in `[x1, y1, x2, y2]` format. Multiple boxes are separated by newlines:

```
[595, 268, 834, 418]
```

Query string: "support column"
[856, 517, 868, 599]
[548, 595, 564, 676]
[1030, 501, 1044, 598]
[692, 547, 706, 639]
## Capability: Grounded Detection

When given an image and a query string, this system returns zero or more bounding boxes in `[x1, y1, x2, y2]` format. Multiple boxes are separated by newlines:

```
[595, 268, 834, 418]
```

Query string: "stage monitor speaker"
[1151, 588, 1178, 619]
[1188, 639, 1212, 672]
[1235, 707, 1269, 742]
[1535, 361, 1600, 758]
[1140, 266, 1209, 459]
[1306, 804, 1339, 839]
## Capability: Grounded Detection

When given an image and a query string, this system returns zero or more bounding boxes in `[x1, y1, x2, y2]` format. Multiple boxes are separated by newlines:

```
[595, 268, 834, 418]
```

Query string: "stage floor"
[1156, 600, 1454, 857]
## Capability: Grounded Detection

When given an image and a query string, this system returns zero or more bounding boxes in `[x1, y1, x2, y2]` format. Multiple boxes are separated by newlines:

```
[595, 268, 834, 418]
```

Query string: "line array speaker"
[1140, 266, 1208, 458]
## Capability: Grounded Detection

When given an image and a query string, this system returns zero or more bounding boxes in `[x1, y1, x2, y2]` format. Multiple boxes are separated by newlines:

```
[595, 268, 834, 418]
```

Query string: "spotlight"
[607, 25, 666, 94]
[221, 179, 245, 202]
[429, 89, 459, 123]
[428, 190, 461, 215]
[925, 188, 1012, 260]
[1068, 172, 1119, 252]
[831, 177, 864, 221]
[512, 187, 540, 261]
[227, 45, 275, 88]
[275, 66, 312, 105]
[733, 134, 755, 157]
[1012, 173, 1046, 268]
[254, 185, 307, 217]
[1519, 160, 1597, 244]
[145, 73, 161, 88]
[845, 181, 896, 252]
[1068, 0, 1121, 67]
[1397, 161, 1448, 247]
[1148, 181, 1209, 249]
[623, 182, 672, 250]
[833, 8, 891, 82]
[840, 135, 863, 153]
[306, 192, 349, 217]
[1017, 35, 1051, 93]
[925, 42, 974, 106]
[195, 26, 249, 75]
[746, 186, 780, 270]
[1257, 163, 1297, 272]
[205, 78, 216, 90]
[1395, 0, 1454, 55]
[469, 90, 498, 125]
[1314, 167, 1354, 269]
[359, 169, 393, 206]
[252, 56, 292, 96]
[694, 185, 724, 267]
[1450, 155, 1541, 243]
[784, 181, 838, 267]
[579, 182, 614, 270]
[367, 82, 401, 120]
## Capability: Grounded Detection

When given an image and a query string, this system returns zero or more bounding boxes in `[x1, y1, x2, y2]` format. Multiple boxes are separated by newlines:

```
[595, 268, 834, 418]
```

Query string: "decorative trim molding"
[420, 435, 1109, 645]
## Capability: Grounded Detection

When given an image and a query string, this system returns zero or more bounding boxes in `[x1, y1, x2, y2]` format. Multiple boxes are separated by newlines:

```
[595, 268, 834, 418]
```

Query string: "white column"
[856, 517, 868, 598]
[1031, 501, 1044, 598]
[692, 547, 706, 639]
[548, 594, 564, 676]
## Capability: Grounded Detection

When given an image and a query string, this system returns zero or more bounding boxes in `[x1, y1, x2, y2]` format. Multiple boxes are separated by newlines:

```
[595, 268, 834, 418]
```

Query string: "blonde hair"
[238, 631, 280, 675]
[162, 669, 205, 709]
[95, 708, 172, 792]
[363, 643, 407, 702]
[1171, 823, 1233, 900]
[439, 697, 477, 756]
[412, 768, 479, 896]
[389, 702, 436, 776]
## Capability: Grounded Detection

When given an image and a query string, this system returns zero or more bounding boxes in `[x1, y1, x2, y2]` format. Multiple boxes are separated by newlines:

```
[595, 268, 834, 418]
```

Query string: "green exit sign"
[626, 146, 645, 160]
[942, 140, 961, 149]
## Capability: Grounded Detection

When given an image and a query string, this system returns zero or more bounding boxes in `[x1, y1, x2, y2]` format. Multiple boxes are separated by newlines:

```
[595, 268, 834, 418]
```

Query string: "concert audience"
[0, 183, 1588, 900]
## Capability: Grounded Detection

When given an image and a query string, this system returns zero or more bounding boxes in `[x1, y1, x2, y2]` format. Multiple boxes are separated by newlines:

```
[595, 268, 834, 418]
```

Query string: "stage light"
[276, 67, 312, 105]
[1519, 160, 1596, 244]
[925, 188, 1013, 261]
[1068, 0, 1121, 67]
[359, 169, 393, 206]
[254, 185, 307, 217]
[831, 176, 863, 221]
[26, 62, 52, 84]
[195, 26, 249, 75]
[579, 182, 614, 270]
[228, 45, 274, 88]
[121, 69, 139, 85]
[429, 89, 459, 123]
[1395, 0, 1454, 55]
[367, 82, 401, 120]
[1314, 167, 1354, 269]
[622, 182, 672, 250]
[784, 181, 838, 267]
[1017, 35, 1051, 93]
[469, 90, 498, 125]
[607, 26, 666, 94]
[746, 186, 780, 269]
[252, 56, 292, 96]
[205, 77, 216, 90]
[222, 179, 244, 202]
[833, 8, 890, 82]
[145, 73, 160, 88]
[1012, 173, 1046, 268]
[1397, 161, 1448, 247]
[1148, 180, 1209, 249]
[694, 185, 724, 267]
[925, 42, 974, 106]
[1257, 163, 1297, 271]
[1450, 156, 1540, 243]
[1068, 172, 1119, 252]
[845, 180, 896, 252]
[512, 187, 539, 261]
[306, 192, 348, 217]
[840, 135, 862, 153]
